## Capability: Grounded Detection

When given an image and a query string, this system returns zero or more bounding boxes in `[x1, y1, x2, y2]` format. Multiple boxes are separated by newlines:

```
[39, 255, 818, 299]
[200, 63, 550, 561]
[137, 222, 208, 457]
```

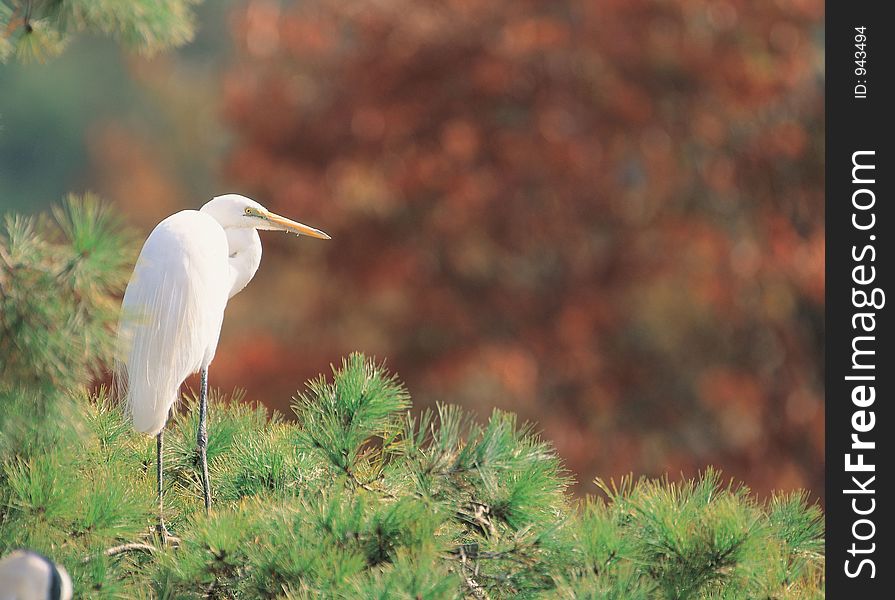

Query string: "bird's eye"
[244, 207, 252, 215]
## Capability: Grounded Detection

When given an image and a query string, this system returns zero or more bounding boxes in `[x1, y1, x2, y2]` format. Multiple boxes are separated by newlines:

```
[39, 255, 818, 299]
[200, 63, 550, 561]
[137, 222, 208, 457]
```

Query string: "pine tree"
[1, 201, 824, 598]
[1, 0, 202, 63]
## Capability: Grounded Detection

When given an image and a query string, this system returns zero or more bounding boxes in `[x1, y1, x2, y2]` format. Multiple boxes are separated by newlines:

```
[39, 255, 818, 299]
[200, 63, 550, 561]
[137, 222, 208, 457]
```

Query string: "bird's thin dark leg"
[154, 418, 179, 546]
[197, 366, 212, 512]
[156, 430, 170, 538]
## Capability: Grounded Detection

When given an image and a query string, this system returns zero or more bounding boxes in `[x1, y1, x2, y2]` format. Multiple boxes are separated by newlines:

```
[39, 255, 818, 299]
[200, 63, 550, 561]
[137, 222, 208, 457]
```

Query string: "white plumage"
[117, 210, 230, 435]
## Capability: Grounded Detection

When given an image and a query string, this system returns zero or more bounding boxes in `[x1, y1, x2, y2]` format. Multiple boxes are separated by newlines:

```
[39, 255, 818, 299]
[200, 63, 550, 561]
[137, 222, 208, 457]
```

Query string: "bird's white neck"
[224, 228, 263, 298]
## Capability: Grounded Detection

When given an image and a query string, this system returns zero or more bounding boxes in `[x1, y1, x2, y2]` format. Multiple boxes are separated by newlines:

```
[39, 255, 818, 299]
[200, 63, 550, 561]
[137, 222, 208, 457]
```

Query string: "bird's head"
[200, 194, 330, 239]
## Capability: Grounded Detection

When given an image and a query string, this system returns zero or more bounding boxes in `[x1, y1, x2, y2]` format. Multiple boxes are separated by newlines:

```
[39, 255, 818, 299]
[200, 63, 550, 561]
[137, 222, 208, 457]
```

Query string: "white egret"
[116, 194, 329, 535]
[0, 550, 73, 600]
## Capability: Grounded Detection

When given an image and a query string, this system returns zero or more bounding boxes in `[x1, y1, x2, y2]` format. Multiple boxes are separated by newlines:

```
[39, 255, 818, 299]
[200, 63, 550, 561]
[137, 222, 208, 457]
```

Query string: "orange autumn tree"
[218, 0, 824, 497]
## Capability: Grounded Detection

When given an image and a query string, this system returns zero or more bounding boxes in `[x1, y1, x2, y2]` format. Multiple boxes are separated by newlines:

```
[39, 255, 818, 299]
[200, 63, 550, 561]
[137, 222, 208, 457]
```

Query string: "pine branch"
[81, 542, 158, 563]
[457, 545, 491, 600]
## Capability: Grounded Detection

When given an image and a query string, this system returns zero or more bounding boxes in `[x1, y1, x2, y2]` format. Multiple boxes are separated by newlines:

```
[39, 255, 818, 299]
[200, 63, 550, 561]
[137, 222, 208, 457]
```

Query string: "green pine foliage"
[0, 194, 132, 393]
[0, 201, 825, 598]
[1, 0, 202, 63]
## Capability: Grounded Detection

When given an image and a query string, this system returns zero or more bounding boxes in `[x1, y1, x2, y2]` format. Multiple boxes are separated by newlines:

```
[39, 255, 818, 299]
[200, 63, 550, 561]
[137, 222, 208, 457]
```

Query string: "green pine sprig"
[1, 0, 202, 63]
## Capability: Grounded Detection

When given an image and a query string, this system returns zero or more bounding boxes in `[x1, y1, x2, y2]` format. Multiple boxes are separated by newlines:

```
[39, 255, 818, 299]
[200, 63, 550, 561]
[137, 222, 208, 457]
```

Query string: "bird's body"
[116, 194, 329, 528]
[119, 210, 244, 434]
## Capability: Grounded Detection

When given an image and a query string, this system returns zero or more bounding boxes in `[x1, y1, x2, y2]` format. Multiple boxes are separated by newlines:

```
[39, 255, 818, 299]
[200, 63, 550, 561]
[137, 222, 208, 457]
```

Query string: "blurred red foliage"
[211, 0, 823, 497]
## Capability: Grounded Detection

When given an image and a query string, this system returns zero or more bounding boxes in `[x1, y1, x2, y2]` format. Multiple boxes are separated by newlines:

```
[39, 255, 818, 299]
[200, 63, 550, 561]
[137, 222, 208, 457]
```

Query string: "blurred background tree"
[0, 0, 824, 499]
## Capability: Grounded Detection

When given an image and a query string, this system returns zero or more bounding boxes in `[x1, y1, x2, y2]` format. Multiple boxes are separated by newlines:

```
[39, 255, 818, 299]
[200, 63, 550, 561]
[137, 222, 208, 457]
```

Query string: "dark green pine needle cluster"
[0, 201, 824, 598]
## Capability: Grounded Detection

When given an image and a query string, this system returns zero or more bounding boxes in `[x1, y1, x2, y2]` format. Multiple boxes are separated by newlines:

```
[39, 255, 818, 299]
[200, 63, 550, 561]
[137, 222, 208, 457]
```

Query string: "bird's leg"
[155, 429, 180, 546]
[156, 431, 170, 539]
[197, 366, 212, 512]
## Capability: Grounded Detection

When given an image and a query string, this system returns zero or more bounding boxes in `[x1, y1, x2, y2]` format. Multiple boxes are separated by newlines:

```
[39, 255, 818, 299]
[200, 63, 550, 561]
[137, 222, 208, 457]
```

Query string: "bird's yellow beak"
[262, 210, 331, 239]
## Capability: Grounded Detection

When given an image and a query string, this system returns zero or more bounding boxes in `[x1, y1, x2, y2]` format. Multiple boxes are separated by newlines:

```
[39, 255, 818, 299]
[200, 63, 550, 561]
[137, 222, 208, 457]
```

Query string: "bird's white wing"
[116, 210, 231, 435]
